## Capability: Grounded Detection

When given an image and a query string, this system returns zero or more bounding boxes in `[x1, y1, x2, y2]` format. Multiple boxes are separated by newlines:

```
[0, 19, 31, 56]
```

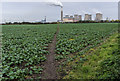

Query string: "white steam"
[46, 0, 63, 7]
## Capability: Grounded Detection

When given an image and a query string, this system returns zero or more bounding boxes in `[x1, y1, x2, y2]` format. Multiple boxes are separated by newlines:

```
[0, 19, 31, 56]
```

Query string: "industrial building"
[63, 14, 82, 22]
[84, 14, 92, 21]
[74, 14, 82, 22]
[63, 15, 74, 22]
[95, 13, 103, 21]
[62, 13, 103, 22]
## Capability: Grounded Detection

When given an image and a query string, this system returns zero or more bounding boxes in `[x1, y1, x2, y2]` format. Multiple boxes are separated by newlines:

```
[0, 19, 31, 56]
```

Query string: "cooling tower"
[89, 15, 92, 20]
[79, 15, 82, 20]
[84, 14, 89, 20]
[84, 14, 92, 21]
[95, 13, 103, 21]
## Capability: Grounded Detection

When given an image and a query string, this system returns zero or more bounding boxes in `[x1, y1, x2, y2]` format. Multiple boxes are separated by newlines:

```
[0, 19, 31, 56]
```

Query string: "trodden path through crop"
[41, 27, 59, 79]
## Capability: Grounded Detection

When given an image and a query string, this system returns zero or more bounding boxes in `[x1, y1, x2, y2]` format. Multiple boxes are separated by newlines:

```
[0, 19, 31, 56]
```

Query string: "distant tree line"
[64, 20, 120, 24]
[2, 20, 120, 25]
[2, 21, 59, 25]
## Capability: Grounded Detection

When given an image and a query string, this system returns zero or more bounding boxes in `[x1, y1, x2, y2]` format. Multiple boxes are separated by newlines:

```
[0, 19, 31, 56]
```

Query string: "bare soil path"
[41, 27, 59, 79]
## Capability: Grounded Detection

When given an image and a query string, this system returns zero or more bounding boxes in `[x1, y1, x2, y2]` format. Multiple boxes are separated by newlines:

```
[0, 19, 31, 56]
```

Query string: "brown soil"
[41, 27, 59, 79]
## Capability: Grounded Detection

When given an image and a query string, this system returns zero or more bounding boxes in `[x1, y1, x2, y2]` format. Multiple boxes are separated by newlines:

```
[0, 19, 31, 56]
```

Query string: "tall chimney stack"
[61, 7, 63, 22]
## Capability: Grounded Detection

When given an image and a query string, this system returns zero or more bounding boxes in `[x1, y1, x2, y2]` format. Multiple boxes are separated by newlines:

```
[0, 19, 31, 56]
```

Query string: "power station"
[60, 6, 103, 22]
[62, 13, 103, 22]
[47, 1, 103, 23]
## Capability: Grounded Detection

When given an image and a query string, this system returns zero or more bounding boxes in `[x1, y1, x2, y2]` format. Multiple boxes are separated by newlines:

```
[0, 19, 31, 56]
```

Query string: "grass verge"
[63, 33, 119, 79]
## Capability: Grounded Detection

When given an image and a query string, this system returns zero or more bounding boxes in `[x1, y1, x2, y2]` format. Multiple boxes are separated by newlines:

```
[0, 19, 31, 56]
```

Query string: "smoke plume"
[46, 0, 63, 7]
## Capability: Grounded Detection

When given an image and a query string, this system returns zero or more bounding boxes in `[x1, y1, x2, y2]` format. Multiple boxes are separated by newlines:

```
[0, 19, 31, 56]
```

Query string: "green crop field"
[1, 23, 119, 80]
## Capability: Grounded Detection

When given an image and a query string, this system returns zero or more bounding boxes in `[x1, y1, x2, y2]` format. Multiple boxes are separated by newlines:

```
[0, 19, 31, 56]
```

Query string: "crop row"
[55, 24, 118, 61]
[2, 25, 57, 80]
[1, 23, 118, 80]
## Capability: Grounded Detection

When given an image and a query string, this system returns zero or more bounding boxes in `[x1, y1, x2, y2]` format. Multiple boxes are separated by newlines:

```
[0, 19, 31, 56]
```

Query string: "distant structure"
[84, 14, 92, 21]
[63, 14, 82, 22]
[89, 15, 92, 20]
[63, 15, 74, 22]
[106, 17, 109, 20]
[106, 17, 111, 22]
[84, 14, 89, 20]
[61, 13, 104, 22]
[78, 15, 82, 21]
[61, 7, 63, 22]
[74, 14, 82, 22]
[41, 16, 46, 23]
[95, 13, 103, 21]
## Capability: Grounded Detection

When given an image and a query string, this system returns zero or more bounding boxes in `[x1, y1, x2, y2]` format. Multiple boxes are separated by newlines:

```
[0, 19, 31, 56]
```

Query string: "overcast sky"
[1, 0, 119, 2]
[2, 2, 118, 22]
